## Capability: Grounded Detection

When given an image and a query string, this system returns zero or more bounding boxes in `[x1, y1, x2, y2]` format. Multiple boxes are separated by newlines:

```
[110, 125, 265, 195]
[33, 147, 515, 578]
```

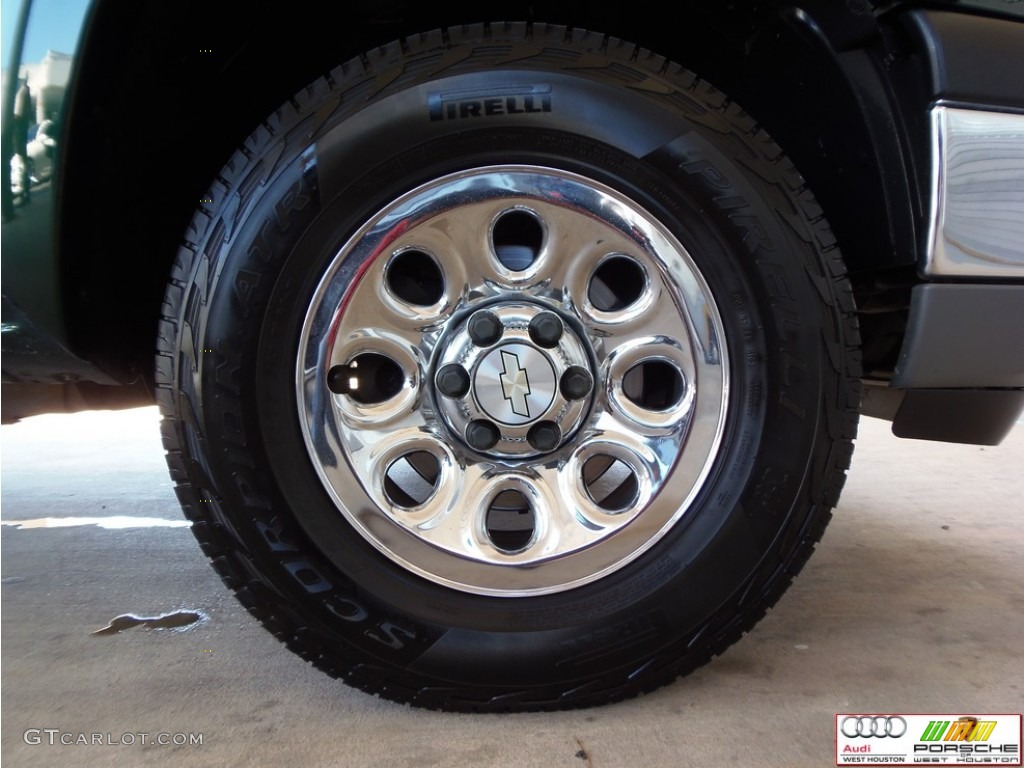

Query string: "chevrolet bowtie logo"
[499, 350, 532, 417]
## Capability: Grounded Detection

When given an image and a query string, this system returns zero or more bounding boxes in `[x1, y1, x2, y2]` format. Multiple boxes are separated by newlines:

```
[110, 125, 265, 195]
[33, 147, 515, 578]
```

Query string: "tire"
[156, 23, 860, 711]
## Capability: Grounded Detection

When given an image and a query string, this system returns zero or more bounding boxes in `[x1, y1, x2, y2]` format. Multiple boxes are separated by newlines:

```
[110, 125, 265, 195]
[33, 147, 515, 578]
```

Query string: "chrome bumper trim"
[926, 106, 1024, 279]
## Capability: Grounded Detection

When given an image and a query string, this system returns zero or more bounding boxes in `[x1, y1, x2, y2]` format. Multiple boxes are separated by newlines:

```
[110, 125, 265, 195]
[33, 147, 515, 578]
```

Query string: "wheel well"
[60, 0, 918, 383]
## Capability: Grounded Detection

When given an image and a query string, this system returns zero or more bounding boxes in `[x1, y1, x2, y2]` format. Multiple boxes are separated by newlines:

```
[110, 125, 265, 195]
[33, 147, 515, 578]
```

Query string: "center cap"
[433, 302, 594, 458]
[474, 343, 556, 426]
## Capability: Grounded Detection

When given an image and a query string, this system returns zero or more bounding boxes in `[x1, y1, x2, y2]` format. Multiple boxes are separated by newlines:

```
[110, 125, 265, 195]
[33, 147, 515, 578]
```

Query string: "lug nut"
[468, 311, 503, 347]
[435, 364, 470, 398]
[527, 421, 562, 452]
[528, 312, 563, 348]
[560, 366, 594, 400]
[465, 419, 501, 451]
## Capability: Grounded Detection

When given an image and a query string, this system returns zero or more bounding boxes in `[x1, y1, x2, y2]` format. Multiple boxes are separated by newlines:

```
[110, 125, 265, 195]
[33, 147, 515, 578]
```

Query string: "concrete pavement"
[2, 408, 1022, 767]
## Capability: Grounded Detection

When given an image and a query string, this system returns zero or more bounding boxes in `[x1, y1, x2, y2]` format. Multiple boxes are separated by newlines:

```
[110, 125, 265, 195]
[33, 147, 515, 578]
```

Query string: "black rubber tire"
[156, 23, 861, 711]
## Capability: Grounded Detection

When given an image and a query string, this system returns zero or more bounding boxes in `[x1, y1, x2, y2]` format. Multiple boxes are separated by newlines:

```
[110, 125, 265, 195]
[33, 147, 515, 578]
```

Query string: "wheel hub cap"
[435, 303, 592, 457]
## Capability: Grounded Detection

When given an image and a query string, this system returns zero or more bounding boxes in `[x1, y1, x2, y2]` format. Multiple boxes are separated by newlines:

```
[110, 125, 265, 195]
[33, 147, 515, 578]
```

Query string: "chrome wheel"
[298, 166, 728, 596]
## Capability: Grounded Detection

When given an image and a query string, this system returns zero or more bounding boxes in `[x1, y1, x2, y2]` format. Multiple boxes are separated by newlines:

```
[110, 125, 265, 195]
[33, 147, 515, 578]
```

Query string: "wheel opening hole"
[328, 353, 404, 404]
[622, 360, 684, 411]
[485, 489, 535, 553]
[492, 209, 544, 271]
[386, 249, 444, 306]
[589, 255, 646, 311]
[383, 451, 441, 509]
[582, 455, 640, 513]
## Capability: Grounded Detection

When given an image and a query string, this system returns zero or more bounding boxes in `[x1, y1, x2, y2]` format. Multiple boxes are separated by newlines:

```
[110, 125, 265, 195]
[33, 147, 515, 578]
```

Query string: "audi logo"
[841, 716, 908, 738]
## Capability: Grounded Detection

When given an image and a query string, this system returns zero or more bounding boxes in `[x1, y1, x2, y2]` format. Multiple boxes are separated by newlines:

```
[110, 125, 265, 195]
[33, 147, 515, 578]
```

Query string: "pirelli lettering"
[428, 85, 552, 121]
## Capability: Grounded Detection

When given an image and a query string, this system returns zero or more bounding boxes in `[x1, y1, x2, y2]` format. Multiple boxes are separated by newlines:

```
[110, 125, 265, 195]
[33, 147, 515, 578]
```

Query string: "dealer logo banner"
[835, 714, 1021, 765]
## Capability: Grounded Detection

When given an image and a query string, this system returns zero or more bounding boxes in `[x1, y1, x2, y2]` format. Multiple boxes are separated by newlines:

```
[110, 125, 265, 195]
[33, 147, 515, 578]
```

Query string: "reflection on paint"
[1, 516, 191, 529]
